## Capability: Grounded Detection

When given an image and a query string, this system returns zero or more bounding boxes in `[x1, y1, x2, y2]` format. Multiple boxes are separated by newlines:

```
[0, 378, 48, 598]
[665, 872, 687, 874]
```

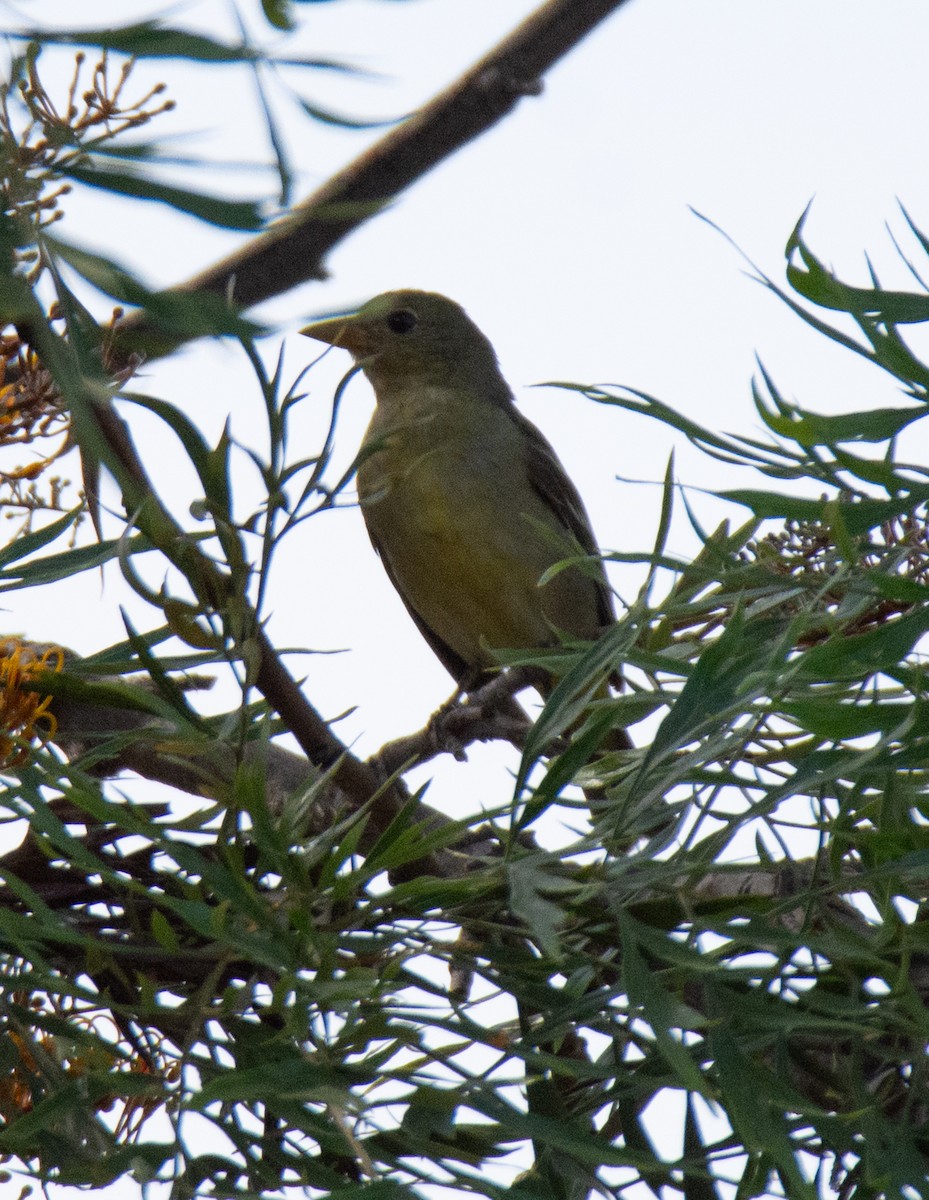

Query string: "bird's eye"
[386, 308, 417, 335]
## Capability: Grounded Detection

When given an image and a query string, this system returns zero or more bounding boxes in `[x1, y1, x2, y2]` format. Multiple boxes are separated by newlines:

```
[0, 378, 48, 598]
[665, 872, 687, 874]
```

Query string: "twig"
[373, 667, 546, 778]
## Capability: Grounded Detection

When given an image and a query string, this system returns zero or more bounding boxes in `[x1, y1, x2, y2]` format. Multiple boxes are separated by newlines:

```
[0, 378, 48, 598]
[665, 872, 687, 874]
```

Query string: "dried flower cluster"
[0, 330, 76, 526]
[0, 48, 174, 279]
[743, 510, 929, 641]
[0, 334, 66, 451]
[746, 510, 929, 582]
[0, 989, 177, 1141]
[0, 50, 166, 523]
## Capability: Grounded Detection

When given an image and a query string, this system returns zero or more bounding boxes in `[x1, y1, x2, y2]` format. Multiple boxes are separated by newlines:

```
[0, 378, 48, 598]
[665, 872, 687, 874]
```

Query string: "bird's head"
[300, 290, 507, 396]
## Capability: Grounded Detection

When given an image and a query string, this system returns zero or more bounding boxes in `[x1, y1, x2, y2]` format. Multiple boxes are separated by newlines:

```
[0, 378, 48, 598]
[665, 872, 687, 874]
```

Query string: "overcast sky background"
[2, 1, 929, 1192]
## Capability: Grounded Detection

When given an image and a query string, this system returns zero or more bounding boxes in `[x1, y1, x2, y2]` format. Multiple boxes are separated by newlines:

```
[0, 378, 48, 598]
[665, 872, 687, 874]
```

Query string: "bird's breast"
[357, 390, 521, 552]
[356, 388, 602, 667]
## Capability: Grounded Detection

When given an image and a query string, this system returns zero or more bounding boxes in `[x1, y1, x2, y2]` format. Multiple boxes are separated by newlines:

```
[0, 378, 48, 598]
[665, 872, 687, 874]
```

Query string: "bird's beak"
[300, 314, 373, 357]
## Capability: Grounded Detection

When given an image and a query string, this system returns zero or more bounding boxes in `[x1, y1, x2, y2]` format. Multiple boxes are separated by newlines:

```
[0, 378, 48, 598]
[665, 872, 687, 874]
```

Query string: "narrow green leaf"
[507, 856, 577, 960]
[755, 400, 925, 448]
[723, 490, 925, 534]
[780, 699, 916, 739]
[120, 391, 213, 479]
[262, 0, 295, 30]
[0, 532, 153, 591]
[294, 95, 400, 130]
[197, 1057, 358, 1105]
[0, 506, 83, 568]
[709, 1029, 816, 1199]
[64, 161, 264, 230]
[799, 604, 929, 679]
[647, 606, 774, 758]
[45, 234, 262, 341]
[515, 616, 634, 795]
[16, 23, 263, 63]
[618, 914, 711, 1095]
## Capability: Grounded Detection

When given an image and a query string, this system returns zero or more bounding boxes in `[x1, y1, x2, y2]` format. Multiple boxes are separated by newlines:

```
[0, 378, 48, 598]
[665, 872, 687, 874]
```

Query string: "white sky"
[2, 0, 929, 1194]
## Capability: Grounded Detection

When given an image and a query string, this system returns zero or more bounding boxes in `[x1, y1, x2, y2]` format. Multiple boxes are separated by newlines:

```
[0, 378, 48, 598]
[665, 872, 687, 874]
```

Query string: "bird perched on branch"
[301, 290, 630, 751]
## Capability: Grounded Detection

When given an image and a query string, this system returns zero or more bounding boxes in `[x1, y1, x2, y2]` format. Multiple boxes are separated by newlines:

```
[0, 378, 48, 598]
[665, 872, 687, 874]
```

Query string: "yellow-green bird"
[301, 290, 629, 748]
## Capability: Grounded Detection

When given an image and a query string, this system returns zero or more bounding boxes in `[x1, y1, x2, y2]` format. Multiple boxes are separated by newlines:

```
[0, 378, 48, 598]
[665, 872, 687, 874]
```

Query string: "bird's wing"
[508, 405, 616, 630]
[366, 528, 472, 684]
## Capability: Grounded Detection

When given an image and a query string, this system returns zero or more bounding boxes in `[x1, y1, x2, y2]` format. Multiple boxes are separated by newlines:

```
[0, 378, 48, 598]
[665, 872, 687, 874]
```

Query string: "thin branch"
[112, 0, 634, 359]
[373, 667, 544, 777]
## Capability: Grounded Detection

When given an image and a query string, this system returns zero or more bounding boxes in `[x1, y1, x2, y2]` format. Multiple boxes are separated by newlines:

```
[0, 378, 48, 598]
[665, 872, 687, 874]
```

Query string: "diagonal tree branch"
[114, 0, 633, 358]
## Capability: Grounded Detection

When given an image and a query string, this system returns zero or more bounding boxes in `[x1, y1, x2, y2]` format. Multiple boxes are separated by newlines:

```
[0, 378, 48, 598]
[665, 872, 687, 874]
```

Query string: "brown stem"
[112, 0, 634, 360]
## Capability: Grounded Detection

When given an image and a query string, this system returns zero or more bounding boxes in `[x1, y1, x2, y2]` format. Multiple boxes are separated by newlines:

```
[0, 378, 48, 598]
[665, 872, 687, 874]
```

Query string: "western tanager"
[301, 290, 629, 747]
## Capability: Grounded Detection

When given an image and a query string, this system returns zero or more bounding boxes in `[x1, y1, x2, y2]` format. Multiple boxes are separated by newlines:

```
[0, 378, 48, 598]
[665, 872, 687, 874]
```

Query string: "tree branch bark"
[113, 0, 634, 359]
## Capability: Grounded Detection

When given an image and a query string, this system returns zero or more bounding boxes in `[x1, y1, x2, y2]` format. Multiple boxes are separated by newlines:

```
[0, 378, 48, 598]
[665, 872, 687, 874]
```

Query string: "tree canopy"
[0, 4, 927, 1199]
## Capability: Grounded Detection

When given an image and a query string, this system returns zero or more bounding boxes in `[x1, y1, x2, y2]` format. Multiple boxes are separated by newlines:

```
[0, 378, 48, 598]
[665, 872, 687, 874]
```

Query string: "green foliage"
[1, 11, 929, 1200]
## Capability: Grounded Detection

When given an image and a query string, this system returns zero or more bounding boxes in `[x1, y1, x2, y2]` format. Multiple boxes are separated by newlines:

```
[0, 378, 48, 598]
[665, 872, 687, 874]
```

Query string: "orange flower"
[0, 638, 64, 765]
